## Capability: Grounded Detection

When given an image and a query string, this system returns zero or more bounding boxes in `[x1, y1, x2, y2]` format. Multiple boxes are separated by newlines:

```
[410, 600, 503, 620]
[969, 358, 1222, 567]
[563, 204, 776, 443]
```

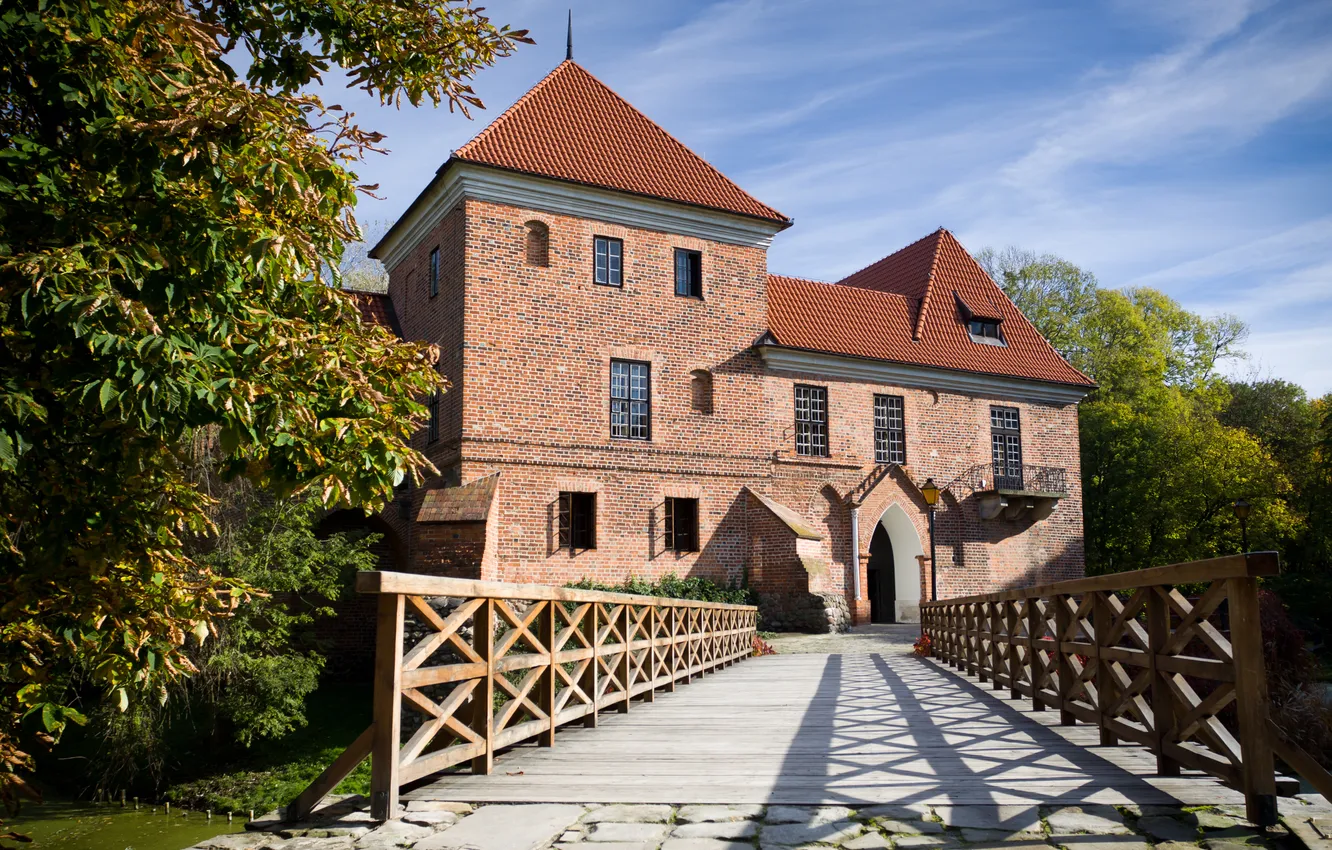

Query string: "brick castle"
[347, 59, 1094, 631]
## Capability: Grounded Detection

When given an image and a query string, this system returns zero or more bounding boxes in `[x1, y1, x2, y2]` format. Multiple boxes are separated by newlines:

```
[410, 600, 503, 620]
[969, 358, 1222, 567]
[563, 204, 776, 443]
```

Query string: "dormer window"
[969, 318, 1001, 340]
[956, 291, 1005, 346]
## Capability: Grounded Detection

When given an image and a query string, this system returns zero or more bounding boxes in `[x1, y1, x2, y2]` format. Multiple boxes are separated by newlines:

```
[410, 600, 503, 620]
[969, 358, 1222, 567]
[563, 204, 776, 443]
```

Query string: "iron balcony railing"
[991, 462, 1066, 493]
[946, 462, 1069, 497]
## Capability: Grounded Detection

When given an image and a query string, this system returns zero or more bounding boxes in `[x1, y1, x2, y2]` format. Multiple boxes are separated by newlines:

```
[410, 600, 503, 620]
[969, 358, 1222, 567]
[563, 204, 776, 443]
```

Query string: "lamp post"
[1232, 498, 1251, 553]
[921, 478, 939, 601]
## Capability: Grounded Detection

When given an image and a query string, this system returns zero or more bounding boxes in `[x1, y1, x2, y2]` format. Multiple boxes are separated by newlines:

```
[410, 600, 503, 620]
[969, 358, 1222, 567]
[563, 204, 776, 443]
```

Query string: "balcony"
[970, 463, 1069, 521]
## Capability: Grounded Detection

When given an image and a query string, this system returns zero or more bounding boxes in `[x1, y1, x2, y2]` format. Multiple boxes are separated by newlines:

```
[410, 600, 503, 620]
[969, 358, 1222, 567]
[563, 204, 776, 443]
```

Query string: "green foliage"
[63, 490, 380, 796]
[0, 0, 528, 816]
[197, 495, 378, 746]
[160, 682, 372, 815]
[567, 573, 755, 606]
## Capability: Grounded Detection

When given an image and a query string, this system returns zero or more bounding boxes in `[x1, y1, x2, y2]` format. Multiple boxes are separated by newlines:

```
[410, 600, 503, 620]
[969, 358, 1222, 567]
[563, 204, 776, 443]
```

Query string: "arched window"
[525, 220, 549, 267]
[690, 369, 714, 415]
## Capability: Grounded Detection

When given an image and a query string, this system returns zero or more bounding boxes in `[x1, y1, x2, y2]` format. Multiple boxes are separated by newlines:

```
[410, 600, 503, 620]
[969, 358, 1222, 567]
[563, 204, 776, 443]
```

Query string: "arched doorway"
[868, 503, 925, 623]
[866, 523, 895, 623]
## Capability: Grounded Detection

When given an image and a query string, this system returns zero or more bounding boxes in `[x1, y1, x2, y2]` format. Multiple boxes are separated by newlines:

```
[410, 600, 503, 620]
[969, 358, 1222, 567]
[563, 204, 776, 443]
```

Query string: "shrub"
[912, 633, 933, 657]
[567, 573, 755, 606]
[752, 635, 776, 657]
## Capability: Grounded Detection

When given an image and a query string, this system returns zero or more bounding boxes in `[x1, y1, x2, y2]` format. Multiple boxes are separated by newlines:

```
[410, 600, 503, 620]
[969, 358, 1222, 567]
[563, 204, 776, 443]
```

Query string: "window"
[664, 497, 699, 552]
[428, 247, 440, 297]
[610, 359, 650, 440]
[525, 221, 549, 267]
[874, 394, 905, 465]
[969, 318, 1001, 340]
[674, 248, 702, 298]
[558, 492, 596, 550]
[990, 406, 1023, 489]
[794, 385, 828, 457]
[594, 237, 622, 286]
[689, 369, 714, 414]
[427, 391, 440, 443]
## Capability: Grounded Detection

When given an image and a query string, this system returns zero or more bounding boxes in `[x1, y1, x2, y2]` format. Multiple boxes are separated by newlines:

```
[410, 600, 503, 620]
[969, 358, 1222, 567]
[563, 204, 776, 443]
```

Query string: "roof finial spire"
[566, 9, 573, 61]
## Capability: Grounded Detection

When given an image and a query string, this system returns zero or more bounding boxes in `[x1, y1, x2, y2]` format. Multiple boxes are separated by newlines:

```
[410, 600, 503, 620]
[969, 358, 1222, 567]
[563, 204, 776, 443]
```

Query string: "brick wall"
[378, 193, 1087, 631]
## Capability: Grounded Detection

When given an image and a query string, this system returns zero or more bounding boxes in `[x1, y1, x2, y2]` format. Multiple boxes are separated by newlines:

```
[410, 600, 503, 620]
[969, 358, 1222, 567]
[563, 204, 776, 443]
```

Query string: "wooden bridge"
[290, 554, 1332, 827]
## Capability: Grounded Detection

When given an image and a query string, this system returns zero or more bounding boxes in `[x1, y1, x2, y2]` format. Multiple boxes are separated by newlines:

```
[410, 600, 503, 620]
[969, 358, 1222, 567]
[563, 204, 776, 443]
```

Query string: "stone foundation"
[758, 591, 851, 633]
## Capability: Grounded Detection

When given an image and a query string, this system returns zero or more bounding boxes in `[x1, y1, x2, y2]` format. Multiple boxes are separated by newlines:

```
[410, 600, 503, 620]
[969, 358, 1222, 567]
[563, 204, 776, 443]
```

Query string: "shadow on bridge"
[766, 651, 1187, 820]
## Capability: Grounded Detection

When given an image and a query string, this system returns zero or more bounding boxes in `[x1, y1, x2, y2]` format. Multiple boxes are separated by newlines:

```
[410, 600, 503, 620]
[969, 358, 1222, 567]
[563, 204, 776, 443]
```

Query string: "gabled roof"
[450, 60, 789, 224]
[765, 229, 1095, 388]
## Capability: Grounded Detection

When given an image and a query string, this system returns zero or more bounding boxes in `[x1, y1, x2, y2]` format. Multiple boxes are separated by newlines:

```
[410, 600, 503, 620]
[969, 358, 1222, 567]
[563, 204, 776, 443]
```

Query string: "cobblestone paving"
[190, 794, 1332, 850]
[765, 623, 920, 655]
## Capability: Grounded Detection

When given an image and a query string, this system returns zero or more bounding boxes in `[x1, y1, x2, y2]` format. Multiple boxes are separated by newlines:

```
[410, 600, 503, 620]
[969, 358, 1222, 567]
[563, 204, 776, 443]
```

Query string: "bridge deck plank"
[409, 652, 1245, 807]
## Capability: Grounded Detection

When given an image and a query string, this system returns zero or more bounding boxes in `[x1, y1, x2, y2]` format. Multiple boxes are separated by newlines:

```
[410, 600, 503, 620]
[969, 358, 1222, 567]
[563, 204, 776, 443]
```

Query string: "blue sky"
[334, 0, 1332, 394]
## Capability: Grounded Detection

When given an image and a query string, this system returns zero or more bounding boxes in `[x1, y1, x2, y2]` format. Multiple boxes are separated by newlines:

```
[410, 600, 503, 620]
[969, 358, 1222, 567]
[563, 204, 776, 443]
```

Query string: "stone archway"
[871, 502, 925, 623]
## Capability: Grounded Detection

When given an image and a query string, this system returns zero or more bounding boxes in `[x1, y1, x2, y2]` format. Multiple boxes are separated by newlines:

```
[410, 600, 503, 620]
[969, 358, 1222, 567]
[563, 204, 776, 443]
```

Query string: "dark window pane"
[674, 248, 701, 298]
[559, 492, 596, 550]
[665, 497, 698, 552]
[429, 247, 439, 297]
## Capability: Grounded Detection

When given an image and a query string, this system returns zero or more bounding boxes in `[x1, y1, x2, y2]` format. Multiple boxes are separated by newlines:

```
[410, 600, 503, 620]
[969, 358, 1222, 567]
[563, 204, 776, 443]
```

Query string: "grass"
[161, 681, 372, 815]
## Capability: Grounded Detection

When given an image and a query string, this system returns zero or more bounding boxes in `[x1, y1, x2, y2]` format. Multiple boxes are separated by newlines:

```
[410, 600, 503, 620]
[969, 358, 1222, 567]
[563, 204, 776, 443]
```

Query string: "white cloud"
[1001, 6, 1332, 190]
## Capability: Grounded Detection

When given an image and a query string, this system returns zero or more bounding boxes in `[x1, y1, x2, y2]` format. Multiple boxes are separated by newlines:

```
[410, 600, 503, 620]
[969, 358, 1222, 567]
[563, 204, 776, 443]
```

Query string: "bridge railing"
[288, 572, 759, 822]
[920, 552, 1332, 826]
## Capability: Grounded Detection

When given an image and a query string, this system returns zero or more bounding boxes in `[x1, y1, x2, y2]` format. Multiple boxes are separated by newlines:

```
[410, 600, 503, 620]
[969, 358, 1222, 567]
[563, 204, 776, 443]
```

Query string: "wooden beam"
[370, 594, 405, 821]
[286, 725, 374, 822]
[1268, 719, 1332, 802]
[919, 552, 1280, 607]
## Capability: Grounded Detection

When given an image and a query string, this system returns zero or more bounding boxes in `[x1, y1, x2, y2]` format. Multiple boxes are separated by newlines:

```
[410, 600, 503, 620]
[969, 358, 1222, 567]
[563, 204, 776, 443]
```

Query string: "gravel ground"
[765, 623, 920, 655]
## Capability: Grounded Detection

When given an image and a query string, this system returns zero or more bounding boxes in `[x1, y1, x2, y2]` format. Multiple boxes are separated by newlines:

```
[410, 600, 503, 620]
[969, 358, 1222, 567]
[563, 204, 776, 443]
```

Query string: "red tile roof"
[451, 60, 789, 224]
[766, 230, 1095, 388]
[345, 290, 401, 336]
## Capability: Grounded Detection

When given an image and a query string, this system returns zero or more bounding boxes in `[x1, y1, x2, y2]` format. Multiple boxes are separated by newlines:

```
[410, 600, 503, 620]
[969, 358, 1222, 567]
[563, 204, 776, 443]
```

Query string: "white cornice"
[757, 344, 1092, 405]
[373, 162, 789, 271]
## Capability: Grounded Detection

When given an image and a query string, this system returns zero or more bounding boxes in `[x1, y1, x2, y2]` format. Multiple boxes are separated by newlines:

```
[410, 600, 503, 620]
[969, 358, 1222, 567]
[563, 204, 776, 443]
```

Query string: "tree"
[0, 0, 530, 820]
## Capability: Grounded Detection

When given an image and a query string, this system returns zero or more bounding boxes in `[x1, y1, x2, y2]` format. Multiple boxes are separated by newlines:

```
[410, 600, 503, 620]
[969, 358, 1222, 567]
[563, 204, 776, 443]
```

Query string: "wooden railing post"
[1146, 586, 1180, 777]
[369, 593, 405, 821]
[582, 603, 599, 728]
[644, 605, 657, 702]
[619, 604, 632, 713]
[989, 601, 1002, 688]
[1228, 574, 1277, 826]
[1027, 599, 1044, 711]
[1093, 591, 1118, 746]
[540, 601, 556, 746]
[666, 606, 678, 692]
[471, 598, 494, 774]
[1055, 593, 1076, 726]
[1007, 601, 1020, 701]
